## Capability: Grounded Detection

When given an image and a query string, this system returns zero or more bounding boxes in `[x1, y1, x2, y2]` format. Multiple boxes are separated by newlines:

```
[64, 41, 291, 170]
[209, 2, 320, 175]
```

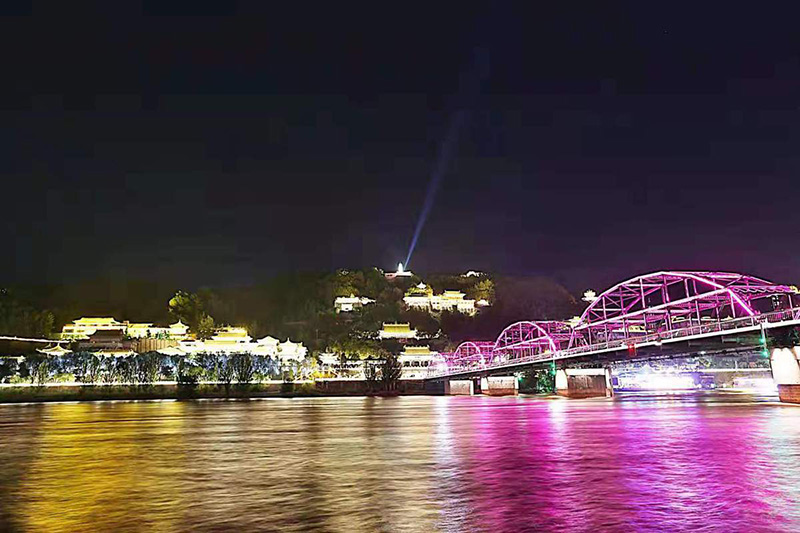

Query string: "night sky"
[3, 2, 800, 292]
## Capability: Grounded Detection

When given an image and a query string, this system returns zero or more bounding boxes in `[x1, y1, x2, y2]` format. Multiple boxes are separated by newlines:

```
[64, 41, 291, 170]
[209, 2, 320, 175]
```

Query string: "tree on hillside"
[196, 287, 235, 325]
[329, 337, 385, 360]
[377, 286, 404, 306]
[470, 279, 495, 302]
[402, 308, 440, 337]
[169, 290, 204, 328]
[196, 314, 216, 340]
[169, 290, 217, 338]
[0, 289, 55, 338]
[493, 276, 578, 320]
[439, 311, 477, 345]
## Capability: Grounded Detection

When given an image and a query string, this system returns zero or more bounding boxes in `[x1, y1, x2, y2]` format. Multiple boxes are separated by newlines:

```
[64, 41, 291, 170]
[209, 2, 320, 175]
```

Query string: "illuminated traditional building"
[256, 335, 280, 352]
[126, 323, 155, 338]
[403, 284, 478, 315]
[334, 294, 375, 313]
[61, 317, 126, 339]
[174, 328, 307, 363]
[177, 327, 252, 354]
[378, 322, 418, 340]
[77, 329, 135, 356]
[317, 353, 382, 378]
[277, 339, 308, 362]
[399, 345, 444, 379]
[126, 321, 189, 340]
[61, 317, 189, 340]
[37, 345, 72, 356]
[402, 283, 434, 308]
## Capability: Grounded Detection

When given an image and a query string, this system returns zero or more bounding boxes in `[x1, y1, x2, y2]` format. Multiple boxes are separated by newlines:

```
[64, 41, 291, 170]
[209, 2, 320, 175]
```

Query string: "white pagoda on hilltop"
[385, 262, 413, 280]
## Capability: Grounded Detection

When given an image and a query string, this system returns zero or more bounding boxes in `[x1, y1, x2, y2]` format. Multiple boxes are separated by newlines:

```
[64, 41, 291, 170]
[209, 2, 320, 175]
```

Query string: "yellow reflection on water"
[18, 401, 188, 533]
[3, 395, 798, 532]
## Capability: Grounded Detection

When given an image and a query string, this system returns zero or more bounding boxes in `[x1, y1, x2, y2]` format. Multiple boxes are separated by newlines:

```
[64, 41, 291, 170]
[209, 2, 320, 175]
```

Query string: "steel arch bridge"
[432, 271, 800, 378]
[492, 321, 572, 363]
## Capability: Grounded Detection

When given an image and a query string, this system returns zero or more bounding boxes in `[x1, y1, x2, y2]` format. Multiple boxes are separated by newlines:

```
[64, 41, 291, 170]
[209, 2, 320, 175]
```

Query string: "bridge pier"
[555, 368, 613, 399]
[483, 376, 518, 396]
[771, 348, 800, 404]
[444, 380, 474, 395]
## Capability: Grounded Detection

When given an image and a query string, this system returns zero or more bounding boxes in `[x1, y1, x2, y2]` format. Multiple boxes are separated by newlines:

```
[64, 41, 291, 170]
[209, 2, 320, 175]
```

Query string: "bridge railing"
[428, 306, 800, 378]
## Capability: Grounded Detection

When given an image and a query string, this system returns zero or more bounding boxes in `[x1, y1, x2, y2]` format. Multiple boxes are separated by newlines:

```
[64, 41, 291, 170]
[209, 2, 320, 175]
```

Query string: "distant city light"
[618, 372, 696, 390]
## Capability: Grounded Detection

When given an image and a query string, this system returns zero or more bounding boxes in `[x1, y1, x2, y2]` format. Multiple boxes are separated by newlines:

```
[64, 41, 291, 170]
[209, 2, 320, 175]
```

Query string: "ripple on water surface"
[0, 392, 798, 533]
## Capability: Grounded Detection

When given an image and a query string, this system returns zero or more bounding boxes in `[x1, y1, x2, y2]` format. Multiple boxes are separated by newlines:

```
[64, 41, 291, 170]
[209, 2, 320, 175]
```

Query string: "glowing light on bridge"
[492, 321, 571, 364]
[568, 271, 793, 349]
[435, 271, 800, 377]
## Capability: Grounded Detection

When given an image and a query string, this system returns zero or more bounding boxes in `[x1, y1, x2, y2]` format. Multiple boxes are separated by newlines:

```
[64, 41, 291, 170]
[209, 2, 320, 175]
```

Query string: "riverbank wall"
[0, 380, 441, 403]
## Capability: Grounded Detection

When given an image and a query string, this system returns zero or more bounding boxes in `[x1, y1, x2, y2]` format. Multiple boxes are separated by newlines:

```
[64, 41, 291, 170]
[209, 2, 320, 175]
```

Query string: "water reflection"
[0, 393, 798, 532]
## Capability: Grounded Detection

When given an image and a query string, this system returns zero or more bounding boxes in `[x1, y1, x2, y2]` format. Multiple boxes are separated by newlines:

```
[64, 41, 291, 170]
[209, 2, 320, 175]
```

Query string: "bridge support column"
[556, 368, 613, 399]
[445, 380, 474, 395]
[483, 376, 518, 396]
[771, 348, 800, 404]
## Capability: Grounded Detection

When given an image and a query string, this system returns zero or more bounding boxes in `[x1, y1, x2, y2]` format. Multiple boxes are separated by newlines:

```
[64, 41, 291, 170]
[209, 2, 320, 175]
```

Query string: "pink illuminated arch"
[447, 341, 494, 369]
[568, 271, 797, 348]
[492, 321, 571, 363]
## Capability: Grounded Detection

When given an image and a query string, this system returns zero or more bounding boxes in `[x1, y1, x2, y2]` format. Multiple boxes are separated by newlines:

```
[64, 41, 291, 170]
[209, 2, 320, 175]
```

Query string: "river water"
[0, 392, 799, 532]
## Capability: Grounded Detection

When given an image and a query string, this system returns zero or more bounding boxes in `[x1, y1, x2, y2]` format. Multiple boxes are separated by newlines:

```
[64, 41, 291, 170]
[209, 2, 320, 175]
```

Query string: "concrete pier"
[484, 376, 518, 396]
[771, 347, 800, 404]
[556, 368, 613, 399]
[445, 380, 474, 395]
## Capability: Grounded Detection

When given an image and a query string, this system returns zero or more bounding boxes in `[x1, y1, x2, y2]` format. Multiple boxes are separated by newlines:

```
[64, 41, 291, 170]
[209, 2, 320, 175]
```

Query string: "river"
[0, 392, 798, 532]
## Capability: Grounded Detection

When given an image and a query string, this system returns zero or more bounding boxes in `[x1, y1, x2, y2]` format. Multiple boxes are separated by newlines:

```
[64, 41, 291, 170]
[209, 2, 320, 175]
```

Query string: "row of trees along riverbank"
[0, 350, 406, 399]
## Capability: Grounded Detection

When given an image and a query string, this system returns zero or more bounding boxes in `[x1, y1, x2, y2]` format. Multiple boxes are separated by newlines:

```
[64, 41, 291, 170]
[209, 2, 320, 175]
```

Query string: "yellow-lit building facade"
[61, 317, 189, 340]
[378, 322, 418, 340]
[334, 294, 375, 313]
[399, 345, 444, 379]
[174, 328, 308, 363]
[403, 284, 479, 315]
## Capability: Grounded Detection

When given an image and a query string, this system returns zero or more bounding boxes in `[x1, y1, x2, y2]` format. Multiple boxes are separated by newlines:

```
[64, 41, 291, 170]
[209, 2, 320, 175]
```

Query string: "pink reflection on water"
[1, 393, 799, 532]
[431, 393, 800, 533]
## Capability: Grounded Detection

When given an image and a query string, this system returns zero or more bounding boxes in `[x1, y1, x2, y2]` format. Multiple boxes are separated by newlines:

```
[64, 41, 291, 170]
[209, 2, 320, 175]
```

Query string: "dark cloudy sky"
[2, 2, 800, 291]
